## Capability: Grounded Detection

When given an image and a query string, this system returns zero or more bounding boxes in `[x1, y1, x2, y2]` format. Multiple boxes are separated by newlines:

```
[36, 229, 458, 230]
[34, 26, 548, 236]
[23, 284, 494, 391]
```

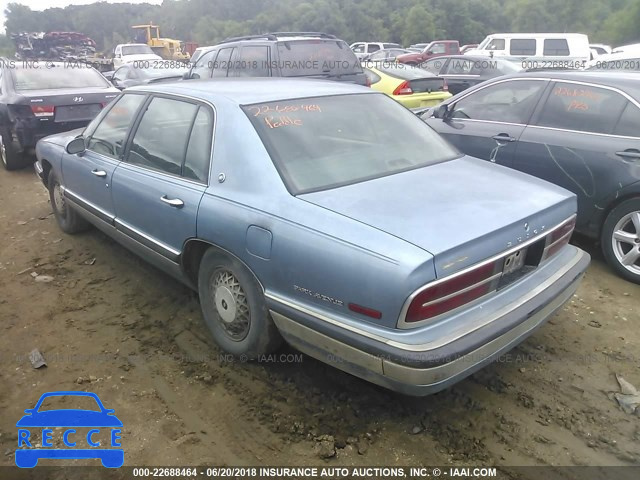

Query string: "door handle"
[615, 150, 640, 160]
[91, 169, 107, 177]
[492, 134, 516, 144]
[160, 195, 184, 208]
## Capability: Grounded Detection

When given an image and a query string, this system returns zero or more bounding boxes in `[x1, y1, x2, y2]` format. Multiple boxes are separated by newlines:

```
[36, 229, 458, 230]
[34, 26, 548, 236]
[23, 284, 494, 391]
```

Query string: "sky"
[1, 0, 163, 32]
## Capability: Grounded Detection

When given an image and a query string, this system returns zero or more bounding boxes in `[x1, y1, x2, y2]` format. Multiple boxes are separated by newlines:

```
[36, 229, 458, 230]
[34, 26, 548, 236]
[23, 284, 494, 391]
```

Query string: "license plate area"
[503, 248, 527, 275]
[54, 104, 102, 123]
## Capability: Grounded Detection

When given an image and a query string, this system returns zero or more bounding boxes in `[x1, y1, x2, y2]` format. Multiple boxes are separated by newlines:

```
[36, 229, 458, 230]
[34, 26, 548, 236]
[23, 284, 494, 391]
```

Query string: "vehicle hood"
[122, 53, 163, 63]
[40, 128, 85, 147]
[300, 156, 576, 277]
[16, 410, 123, 427]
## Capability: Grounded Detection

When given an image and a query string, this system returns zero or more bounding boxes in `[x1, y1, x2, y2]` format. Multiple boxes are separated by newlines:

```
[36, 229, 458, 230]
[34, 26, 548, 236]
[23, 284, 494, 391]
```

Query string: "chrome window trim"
[397, 214, 577, 329]
[449, 118, 526, 127]
[264, 245, 583, 352]
[121, 91, 217, 186]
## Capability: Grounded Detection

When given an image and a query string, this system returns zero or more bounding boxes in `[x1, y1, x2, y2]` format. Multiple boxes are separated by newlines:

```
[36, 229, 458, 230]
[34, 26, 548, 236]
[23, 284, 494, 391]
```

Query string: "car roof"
[500, 71, 640, 99]
[127, 77, 374, 104]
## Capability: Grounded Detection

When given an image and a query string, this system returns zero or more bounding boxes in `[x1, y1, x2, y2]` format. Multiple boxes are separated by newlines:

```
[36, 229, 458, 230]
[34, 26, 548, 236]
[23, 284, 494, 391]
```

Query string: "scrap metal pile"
[10, 31, 98, 61]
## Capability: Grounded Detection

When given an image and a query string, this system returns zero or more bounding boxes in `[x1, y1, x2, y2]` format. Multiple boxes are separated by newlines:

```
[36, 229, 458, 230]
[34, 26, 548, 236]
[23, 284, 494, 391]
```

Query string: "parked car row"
[5, 29, 640, 398]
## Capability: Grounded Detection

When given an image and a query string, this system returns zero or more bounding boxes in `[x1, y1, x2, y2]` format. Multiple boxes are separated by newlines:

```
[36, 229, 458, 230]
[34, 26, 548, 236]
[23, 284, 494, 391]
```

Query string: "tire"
[0, 126, 26, 171]
[601, 198, 640, 284]
[48, 172, 90, 234]
[198, 250, 282, 358]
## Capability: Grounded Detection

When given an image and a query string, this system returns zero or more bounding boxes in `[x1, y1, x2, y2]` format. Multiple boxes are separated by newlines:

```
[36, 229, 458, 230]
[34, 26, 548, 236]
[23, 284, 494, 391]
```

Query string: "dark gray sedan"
[421, 71, 640, 283]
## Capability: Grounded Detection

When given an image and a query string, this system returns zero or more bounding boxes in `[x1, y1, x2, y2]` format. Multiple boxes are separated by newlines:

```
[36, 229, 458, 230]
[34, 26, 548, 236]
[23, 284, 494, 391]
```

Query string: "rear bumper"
[15, 121, 89, 149]
[268, 246, 590, 396]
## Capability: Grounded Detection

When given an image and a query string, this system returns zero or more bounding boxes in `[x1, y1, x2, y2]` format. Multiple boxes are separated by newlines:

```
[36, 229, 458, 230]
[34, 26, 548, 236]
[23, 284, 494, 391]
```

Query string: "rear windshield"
[122, 45, 155, 56]
[12, 66, 110, 90]
[244, 93, 459, 194]
[375, 64, 435, 80]
[277, 40, 362, 77]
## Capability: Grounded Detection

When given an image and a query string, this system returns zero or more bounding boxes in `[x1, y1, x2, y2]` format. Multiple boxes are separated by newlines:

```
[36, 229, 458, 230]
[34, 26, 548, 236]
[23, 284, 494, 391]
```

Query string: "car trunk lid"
[299, 156, 576, 277]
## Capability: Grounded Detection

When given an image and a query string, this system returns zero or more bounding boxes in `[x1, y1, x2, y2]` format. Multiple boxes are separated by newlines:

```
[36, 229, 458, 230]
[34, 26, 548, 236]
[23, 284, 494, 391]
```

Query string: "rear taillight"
[542, 215, 576, 261]
[405, 260, 501, 324]
[393, 80, 413, 95]
[31, 105, 55, 117]
[348, 303, 382, 319]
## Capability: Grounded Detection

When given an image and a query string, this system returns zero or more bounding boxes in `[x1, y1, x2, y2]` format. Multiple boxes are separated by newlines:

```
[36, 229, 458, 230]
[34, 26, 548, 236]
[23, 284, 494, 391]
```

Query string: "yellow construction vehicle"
[131, 23, 190, 61]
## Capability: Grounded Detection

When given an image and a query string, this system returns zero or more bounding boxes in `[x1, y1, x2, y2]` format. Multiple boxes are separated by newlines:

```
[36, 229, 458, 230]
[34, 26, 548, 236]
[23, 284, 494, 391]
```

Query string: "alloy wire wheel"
[611, 210, 640, 277]
[211, 268, 251, 341]
[52, 182, 67, 219]
[1, 139, 6, 167]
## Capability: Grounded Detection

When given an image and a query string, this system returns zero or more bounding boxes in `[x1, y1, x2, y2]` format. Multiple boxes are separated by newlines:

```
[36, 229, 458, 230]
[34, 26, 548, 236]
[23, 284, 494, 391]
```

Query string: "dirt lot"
[0, 164, 639, 476]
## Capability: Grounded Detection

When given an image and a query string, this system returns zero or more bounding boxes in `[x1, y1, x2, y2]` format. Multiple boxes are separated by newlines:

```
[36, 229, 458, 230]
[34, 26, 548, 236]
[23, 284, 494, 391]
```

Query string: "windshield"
[477, 36, 491, 50]
[122, 45, 155, 56]
[244, 93, 459, 194]
[12, 66, 111, 90]
[277, 40, 362, 77]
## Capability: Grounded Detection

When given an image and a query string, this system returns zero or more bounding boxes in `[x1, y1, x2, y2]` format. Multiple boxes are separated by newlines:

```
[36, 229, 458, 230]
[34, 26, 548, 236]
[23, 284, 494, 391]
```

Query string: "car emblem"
[73, 97, 83, 102]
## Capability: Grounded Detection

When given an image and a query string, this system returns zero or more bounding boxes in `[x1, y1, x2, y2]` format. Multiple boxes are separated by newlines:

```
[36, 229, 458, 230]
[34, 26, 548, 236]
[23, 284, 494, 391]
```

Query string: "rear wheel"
[601, 198, 640, 284]
[0, 127, 26, 171]
[48, 172, 90, 234]
[198, 251, 282, 358]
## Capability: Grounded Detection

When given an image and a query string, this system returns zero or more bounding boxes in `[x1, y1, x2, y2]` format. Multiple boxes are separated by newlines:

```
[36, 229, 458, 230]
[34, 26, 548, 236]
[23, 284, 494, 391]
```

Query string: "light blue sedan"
[34, 78, 590, 396]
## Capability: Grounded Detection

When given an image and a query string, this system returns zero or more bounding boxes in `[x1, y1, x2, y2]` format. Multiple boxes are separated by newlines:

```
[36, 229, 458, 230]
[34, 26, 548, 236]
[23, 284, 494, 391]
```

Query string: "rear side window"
[127, 97, 199, 175]
[183, 107, 214, 182]
[87, 94, 145, 159]
[232, 46, 270, 77]
[535, 82, 627, 135]
[451, 80, 546, 123]
[510, 39, 536, 56]
[277, 40, 362, 76]
[12, 66, 110, 90]
[614, 103, 640, 137]
[543, 39, 570, 56]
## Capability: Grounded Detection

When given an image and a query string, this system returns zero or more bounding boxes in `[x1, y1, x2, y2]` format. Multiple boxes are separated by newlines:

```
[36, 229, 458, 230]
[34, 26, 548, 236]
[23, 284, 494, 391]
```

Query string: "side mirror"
[182, 71, 191, 80]
[66, 137, 86, 155]
[435, 104, 452, 120]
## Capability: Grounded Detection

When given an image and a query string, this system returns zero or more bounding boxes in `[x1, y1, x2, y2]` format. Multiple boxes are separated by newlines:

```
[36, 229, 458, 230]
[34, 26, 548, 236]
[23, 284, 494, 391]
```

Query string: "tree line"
[1, 0, 638, 55]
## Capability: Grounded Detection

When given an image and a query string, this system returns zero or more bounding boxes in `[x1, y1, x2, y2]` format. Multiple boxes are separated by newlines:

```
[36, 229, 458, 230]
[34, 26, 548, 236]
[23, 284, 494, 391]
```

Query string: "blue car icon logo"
[16, 391, 123, 468]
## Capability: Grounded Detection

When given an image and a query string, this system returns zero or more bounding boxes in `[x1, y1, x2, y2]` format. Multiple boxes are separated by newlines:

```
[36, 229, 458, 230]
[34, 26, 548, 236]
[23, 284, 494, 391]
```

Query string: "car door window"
[428, 43, 446, 54]
[510, 39, 536, 56]
[232, 46, 270, 77]
[212, 48, 234, 77]
[183, 107, 214, 182]
[451, 80, 546, 123]
[352, 44, 365, 54]
[87, 94, 145, 159]
[486, 38, 505, 51]
[368, 44, 380, 53]
[534, 82, 628, 135]
[126, 97, 198, 176]
[192, 50, 216, 79]
[613, 102, 640, 137]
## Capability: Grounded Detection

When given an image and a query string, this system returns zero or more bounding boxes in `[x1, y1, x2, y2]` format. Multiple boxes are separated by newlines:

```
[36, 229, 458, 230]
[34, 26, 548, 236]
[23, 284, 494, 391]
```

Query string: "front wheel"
[198, 251, 282, 358]
[48, 172, 91, 234]
[601, 198, 640, 284]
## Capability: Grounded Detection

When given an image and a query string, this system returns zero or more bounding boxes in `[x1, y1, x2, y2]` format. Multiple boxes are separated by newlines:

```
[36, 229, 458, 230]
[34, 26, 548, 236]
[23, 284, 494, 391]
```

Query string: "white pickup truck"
[113, 43, 163, 68]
